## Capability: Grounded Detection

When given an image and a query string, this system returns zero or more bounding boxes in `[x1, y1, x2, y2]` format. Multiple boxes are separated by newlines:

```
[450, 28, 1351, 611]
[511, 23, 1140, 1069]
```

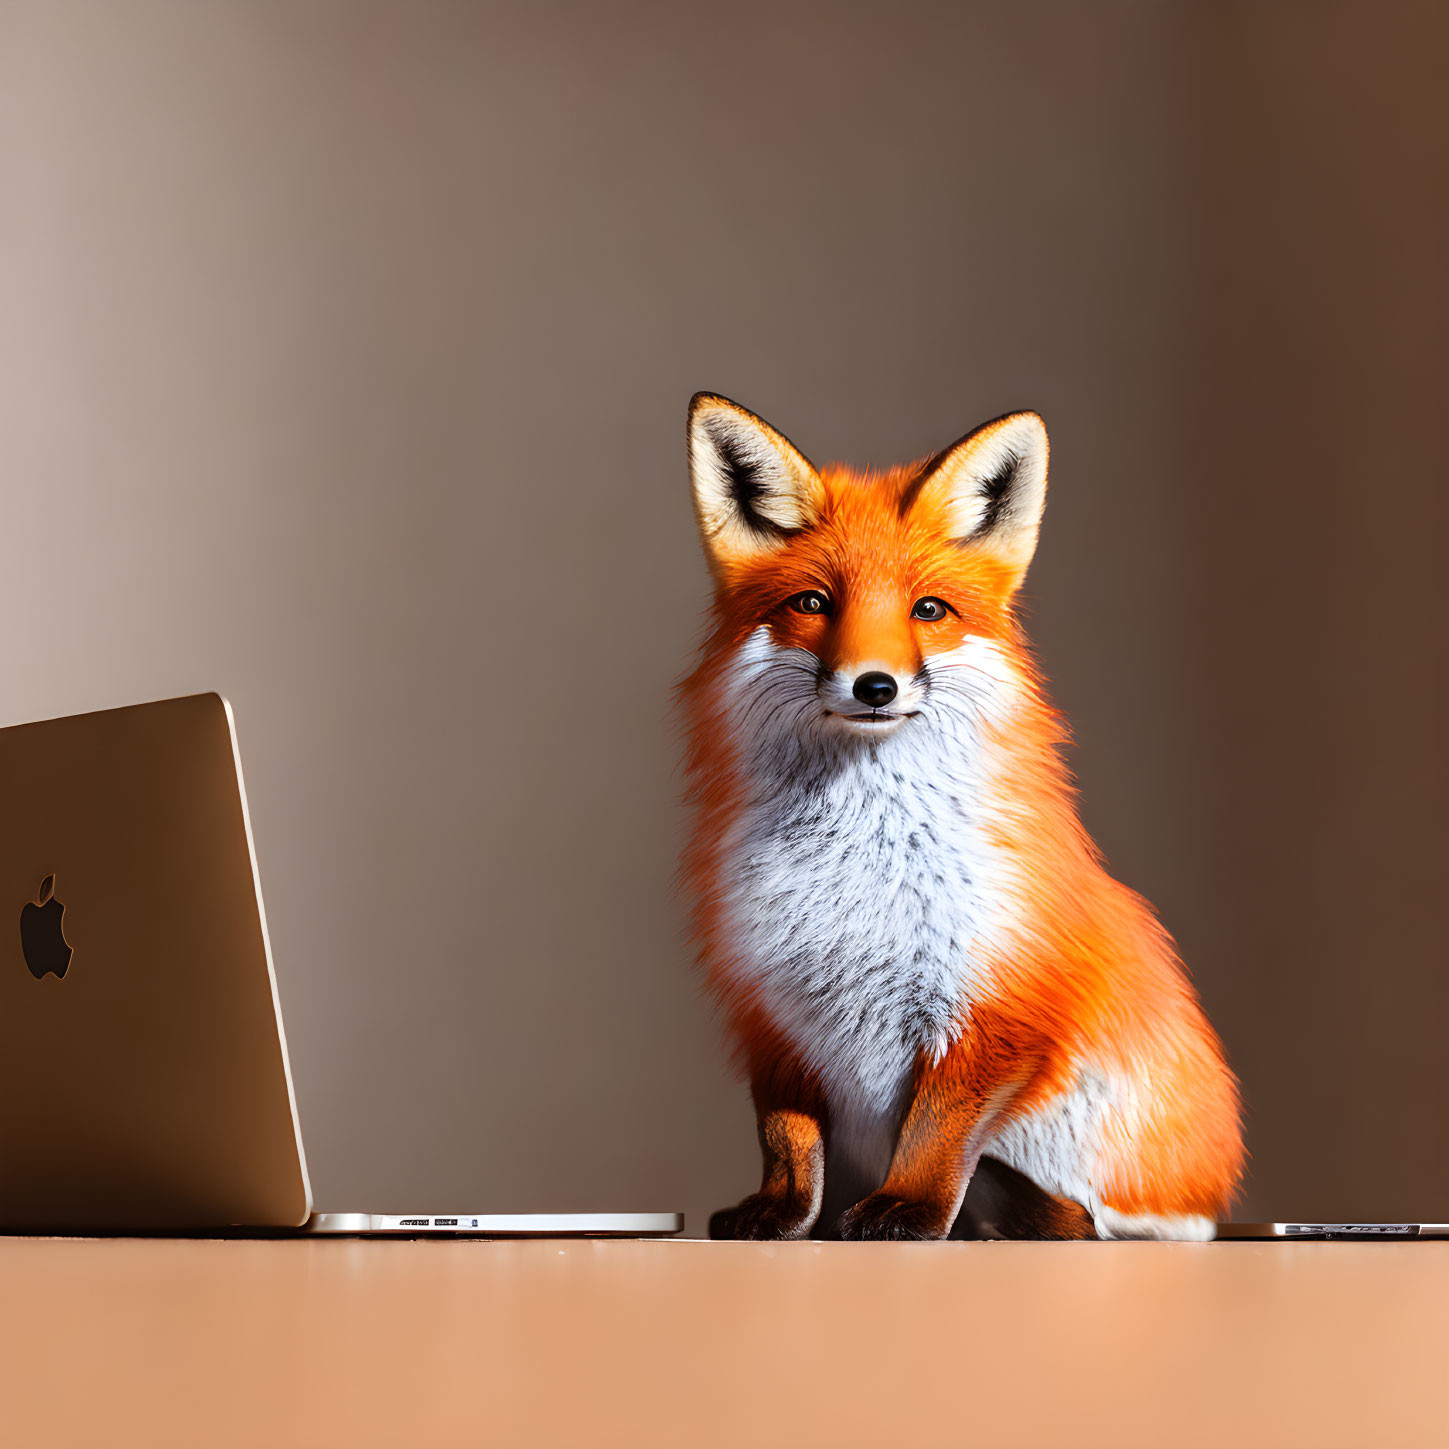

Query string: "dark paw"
[838, 1193, 947, 1241]
[709, 1193, 814, 1241]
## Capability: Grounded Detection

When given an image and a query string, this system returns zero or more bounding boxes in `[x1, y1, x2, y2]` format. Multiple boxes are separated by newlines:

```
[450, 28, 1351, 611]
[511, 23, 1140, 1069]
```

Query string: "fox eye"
[911, 597, 952, 621]
[788, 590, 832, 616]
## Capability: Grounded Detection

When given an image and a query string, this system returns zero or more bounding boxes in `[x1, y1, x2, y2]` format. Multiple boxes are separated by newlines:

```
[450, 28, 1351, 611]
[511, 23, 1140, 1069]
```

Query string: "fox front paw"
[709, 1192, 815, 1241]
[838, 1193, 948, 1242]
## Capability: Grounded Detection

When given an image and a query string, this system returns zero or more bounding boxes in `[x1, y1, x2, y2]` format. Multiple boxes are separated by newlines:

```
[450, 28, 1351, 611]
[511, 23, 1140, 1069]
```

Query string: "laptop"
[0, 693, 681, 1238]
[1215, 1222, 1449, 1240]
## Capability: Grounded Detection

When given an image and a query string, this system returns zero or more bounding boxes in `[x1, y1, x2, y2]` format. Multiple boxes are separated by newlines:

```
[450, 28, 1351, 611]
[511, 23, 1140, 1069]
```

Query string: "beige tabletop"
[1, 1236, 1446, 1448]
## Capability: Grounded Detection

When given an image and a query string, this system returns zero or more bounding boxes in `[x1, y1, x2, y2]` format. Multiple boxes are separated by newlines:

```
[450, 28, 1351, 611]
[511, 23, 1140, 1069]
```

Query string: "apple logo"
[20, 874, 72, 980]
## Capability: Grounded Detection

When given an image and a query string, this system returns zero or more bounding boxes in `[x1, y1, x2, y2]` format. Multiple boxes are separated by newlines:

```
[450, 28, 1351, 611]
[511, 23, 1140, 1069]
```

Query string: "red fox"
[680, 393, 1243, 1241]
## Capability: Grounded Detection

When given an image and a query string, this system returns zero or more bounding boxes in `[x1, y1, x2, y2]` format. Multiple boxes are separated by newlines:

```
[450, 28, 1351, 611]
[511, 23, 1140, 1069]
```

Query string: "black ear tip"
[688, 392, 723, 441]
[690, 390, 752, 421]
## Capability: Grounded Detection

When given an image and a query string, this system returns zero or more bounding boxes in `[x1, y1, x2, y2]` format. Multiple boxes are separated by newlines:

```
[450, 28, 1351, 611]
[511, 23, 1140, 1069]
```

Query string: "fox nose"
[852, 671, 898, 708]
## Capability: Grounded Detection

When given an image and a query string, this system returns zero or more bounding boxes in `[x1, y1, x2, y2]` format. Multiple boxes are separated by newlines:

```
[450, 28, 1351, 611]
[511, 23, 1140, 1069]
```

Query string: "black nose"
[852, 671, 898, 707]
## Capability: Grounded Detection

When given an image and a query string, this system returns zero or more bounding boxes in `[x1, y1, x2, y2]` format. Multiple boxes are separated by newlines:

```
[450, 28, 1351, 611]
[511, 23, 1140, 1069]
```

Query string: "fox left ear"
[907, 411, 1050, 585]
[687, 393, 824, 577]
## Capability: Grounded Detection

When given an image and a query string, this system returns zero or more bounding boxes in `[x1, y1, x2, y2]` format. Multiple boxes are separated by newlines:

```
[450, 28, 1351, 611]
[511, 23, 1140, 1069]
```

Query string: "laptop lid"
[0, 693, 311, 1230]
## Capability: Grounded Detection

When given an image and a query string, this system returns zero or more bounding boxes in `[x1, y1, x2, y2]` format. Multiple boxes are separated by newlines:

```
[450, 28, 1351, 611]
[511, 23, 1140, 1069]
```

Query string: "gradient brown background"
[2, 1, 1445, 1229]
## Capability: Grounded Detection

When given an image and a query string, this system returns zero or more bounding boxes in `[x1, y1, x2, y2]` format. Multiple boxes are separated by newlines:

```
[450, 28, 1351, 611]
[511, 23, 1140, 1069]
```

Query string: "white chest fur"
[715, 631, 1019, 1156]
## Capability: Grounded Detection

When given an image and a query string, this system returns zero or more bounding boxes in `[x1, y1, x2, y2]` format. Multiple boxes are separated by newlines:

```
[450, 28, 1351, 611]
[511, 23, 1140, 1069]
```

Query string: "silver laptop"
[0, 693, 680, 1238]
[1216, 1222, 1449, 1240]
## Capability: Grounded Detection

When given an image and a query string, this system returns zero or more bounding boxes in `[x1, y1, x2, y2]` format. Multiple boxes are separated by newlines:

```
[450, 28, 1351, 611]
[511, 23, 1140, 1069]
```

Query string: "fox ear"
[688, 393, 823, 575]
[908, 411, 1049, 585]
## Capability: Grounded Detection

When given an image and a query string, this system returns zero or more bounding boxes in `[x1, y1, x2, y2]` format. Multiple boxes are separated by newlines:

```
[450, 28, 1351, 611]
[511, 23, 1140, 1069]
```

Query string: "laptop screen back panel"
[0, 694, 310, 1230]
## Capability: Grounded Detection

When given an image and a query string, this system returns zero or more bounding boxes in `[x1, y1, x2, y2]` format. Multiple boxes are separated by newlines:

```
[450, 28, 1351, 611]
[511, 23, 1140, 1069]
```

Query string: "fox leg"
[958, 1157, 1097, 1240]
[709, 1053, 825, 1241]
[838, 1054, 1020, 1242]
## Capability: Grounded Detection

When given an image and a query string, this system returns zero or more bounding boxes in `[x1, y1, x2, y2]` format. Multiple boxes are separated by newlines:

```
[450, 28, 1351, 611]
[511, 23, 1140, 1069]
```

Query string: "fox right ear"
[687, 393, 823, 576]
[906, 411, 1050, 589]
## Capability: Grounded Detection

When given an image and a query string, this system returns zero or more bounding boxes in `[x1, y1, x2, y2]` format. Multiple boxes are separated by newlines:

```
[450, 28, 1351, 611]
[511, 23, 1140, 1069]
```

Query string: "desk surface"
[2, 1236, 1446, 1448]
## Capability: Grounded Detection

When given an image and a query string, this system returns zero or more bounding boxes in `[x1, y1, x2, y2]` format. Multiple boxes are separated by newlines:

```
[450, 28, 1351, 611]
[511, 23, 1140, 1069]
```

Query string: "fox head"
[686, 392, 1049, 745]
